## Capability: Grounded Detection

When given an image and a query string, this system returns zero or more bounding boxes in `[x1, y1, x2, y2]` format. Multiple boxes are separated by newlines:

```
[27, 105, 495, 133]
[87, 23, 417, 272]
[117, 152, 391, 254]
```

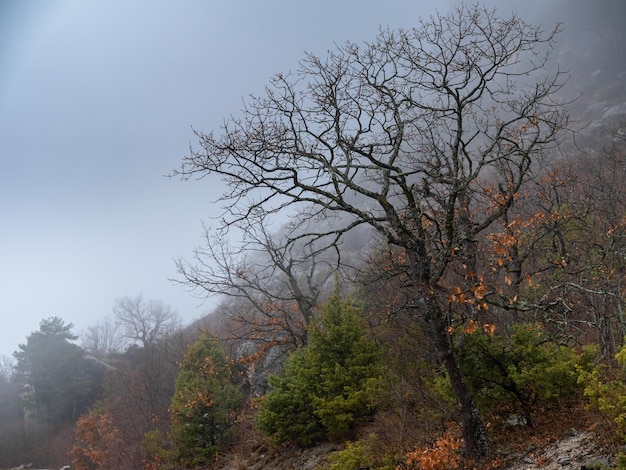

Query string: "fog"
[2, 0, 625, 361]
[0, 0, 446, 360]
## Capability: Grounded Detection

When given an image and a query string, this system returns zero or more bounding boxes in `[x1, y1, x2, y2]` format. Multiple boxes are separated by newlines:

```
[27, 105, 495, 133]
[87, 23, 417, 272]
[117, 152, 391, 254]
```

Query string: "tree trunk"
[420, 295, 489, 459]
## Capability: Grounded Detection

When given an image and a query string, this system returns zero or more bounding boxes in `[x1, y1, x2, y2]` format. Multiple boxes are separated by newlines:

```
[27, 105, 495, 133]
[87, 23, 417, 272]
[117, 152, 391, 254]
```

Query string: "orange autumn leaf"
[483, 323, 496, 336]
[462, 319, 478, 334]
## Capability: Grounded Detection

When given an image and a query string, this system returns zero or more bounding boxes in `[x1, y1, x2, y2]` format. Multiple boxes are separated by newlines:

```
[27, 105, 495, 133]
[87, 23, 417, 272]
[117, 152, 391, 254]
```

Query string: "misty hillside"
[2, 2, 626, 469]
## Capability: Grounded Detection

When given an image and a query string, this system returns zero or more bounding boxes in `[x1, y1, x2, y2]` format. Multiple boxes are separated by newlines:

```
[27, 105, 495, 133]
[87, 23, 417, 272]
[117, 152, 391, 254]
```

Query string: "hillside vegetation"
[2, 2, 626, 469]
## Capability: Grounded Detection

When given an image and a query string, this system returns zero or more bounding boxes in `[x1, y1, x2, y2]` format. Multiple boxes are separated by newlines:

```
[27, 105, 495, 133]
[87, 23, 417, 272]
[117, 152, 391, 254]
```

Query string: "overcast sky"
[0, 0, 457, 359]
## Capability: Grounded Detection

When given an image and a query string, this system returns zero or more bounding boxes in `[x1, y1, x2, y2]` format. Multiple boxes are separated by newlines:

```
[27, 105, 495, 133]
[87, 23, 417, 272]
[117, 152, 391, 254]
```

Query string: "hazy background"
[0, 0, 451, 359]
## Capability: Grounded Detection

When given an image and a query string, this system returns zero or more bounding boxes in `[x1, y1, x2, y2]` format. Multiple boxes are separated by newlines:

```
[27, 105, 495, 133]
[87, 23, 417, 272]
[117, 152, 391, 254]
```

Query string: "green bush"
[255, 293, 383, 446]
[579, 341, 626, 442]
[255, 346, 326, 445]
[141, 429, 175, 470]
[325, 440, 372, 470]
[456, 323, 594, 425]
[323, 437, 397, 470]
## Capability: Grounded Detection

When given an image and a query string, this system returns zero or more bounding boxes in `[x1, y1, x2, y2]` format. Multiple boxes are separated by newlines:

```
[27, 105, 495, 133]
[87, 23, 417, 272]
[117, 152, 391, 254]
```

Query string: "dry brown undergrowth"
[211, 400, 617, 470]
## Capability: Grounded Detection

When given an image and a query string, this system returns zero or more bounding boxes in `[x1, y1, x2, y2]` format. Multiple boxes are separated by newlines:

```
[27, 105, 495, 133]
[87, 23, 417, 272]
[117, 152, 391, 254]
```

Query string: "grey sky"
[0, 0, 448, 359]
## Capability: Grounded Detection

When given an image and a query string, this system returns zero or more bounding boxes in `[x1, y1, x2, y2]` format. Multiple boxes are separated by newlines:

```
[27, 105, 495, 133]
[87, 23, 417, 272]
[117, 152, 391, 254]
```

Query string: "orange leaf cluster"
[488, 214, 545, 268]
[237, 349, 266, 366]
[483, 323, 496, 336]
[185, 390, 215, 409]
[449, 277, 489, 310]
[471, 282, 488, 300]
[449, 320, 496, 337]
[449, 286, 469, 304]
[462, 319, 479, 334]
[400, 432, 462, 470]
[199, 356, 218, 377]
[70, 411, 124, 470]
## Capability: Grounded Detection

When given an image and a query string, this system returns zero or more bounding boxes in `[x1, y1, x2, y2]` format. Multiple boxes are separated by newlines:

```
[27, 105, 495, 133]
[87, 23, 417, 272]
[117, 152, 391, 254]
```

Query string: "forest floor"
[214, 402, 620, 470]
[488, 404, 617, 470]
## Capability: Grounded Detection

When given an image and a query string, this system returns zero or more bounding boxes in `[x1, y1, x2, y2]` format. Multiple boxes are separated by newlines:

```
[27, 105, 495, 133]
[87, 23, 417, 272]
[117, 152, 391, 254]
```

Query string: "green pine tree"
[13, 317, 105, 426]
[256, 292, 382, 445]
[170, 335, 243, 467]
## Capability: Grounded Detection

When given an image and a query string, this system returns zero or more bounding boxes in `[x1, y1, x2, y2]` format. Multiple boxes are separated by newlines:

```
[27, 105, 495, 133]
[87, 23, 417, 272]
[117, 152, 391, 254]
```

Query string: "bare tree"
[576, 129, 626, 356]
[534, 126, 626, 358]
[82, 316, 125, 358]
[113, 295, 180, 348]
[175, 215, 337, 349]
[175, 215, 339, 395]
[100, 328, 190, 468]
[175, 5, 568, 458]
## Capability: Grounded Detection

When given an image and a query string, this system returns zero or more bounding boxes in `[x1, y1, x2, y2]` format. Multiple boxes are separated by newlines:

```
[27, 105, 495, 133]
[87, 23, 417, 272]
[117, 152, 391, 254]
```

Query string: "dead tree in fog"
[175, 5, 568, 458]
[175, 213, 335, 350]
[113, 295, 180, 349]
[82, 316, 125, 358]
